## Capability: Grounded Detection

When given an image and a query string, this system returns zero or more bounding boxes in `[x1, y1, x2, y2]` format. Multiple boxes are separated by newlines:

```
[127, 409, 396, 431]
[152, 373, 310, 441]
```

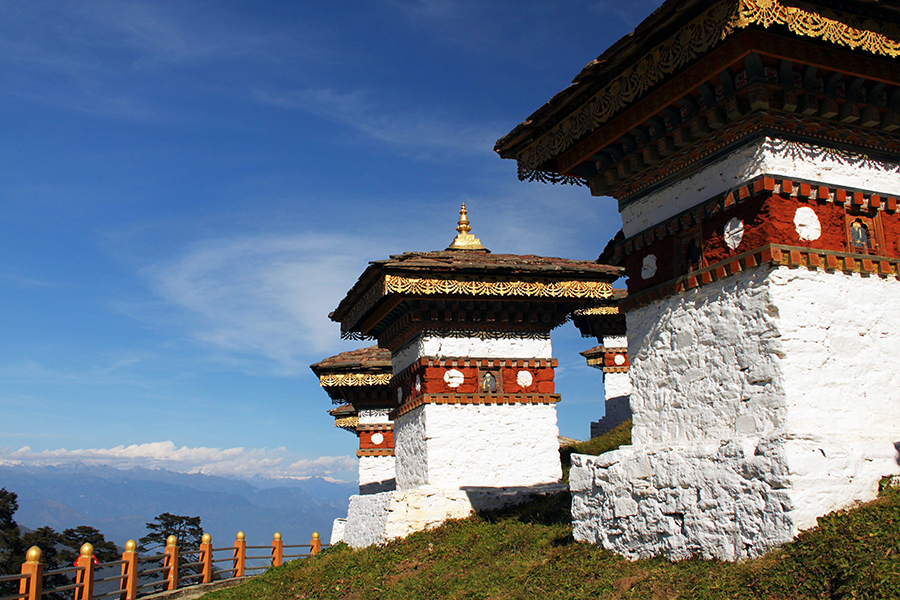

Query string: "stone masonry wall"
[571, 265, 900, 560]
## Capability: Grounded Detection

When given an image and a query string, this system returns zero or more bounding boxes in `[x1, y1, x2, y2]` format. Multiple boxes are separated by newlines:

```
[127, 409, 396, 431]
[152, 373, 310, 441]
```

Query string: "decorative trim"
[392, 394, 562, 419]
[392, 356, 558, 384]
[741, 0, 900, 58]
[357, 423, 394, 432]
[516, 0, 900, 179]
[572, 306, 620, 316]
[384, 274, 612, 298]
[624, 243, 900, 311]
[342, 274, 613, 336]
[356, 449, 394, 457]
[611, 113, 900, 200]
[618, 172, 900, 261]
[334, 417, 359, 429]
[319, 373, 392, 388]
[411, 329, 551, 341]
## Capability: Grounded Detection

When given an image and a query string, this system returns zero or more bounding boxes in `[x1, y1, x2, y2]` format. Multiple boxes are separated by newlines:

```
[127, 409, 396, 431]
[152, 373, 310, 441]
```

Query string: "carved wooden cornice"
[513, 0, 900, 181]
[318, 373, 393, 388]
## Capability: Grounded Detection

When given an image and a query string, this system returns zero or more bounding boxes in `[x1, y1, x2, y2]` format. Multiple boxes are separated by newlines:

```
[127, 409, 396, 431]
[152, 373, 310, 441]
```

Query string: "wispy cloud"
[138, 232, 383, 374]
[254, 87, 502, 159]
[0, 442, 356, 479]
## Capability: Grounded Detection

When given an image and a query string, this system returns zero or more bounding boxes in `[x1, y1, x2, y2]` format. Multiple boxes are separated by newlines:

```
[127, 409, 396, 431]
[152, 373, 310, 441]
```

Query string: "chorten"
[328, 205, 621, 547]
[496, 0, 900, 560]
[310, 346, 395, 495]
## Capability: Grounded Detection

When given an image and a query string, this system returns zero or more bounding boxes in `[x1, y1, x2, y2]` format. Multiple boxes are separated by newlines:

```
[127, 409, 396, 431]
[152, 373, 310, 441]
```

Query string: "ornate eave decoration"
[334, 416, 359, 430]
[319, 372, 393, 388]
[340, 273, 615, 336]
[572, 305, 620, 316]
[514, 0, 900, 181]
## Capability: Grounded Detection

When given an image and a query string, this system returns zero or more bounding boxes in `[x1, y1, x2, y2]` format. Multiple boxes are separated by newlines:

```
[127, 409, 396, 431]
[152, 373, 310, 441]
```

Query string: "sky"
[0, 0, 666, 483]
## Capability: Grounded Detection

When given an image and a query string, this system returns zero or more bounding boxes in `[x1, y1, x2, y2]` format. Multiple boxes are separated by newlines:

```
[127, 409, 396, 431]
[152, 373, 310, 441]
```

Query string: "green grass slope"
[205, 425, 900, 600]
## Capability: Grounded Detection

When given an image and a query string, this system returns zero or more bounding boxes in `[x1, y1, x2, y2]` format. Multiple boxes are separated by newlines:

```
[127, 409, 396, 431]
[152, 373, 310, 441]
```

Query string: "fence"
[0, 531, 324, 600]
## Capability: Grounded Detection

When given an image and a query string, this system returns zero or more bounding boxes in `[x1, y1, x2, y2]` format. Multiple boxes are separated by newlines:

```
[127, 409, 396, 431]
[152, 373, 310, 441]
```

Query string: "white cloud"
[0, 442, 356, 479]
[140, 232, 383, 374]
[254, 87, 502, 159]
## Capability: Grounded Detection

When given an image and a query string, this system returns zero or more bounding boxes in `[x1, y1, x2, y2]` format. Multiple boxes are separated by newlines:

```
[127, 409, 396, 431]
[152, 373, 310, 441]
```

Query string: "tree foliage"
[0, 487, 121, 600]
[138, 513, 204, 553]
[59, 526, 119, 565]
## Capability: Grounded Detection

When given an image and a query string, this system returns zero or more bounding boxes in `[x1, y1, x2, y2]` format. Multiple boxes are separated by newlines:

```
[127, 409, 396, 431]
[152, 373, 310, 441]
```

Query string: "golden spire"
[447, 203, 487, 251]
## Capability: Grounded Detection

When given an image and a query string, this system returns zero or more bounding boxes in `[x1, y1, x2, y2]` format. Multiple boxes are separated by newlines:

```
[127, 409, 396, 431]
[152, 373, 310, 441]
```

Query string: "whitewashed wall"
[620, 137, 900, 237]
[358, 455, 396, 492]
[572, 265, 900, 560]
[392, 333, 552, 373]
[395, 403, 561, 490]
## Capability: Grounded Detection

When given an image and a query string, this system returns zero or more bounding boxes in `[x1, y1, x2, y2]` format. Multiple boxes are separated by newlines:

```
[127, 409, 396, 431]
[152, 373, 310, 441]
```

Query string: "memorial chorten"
[328, 205, 622, 547]
[496, 0, 900, 560]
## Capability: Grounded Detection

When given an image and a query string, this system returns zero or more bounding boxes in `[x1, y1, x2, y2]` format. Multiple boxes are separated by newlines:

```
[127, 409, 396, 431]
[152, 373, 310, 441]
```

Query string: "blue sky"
[0, 0, 665, 482]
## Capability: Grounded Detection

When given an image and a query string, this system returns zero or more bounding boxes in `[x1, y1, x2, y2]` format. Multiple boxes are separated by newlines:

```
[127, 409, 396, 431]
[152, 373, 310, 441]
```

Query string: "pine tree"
[58, 526, 119, 565]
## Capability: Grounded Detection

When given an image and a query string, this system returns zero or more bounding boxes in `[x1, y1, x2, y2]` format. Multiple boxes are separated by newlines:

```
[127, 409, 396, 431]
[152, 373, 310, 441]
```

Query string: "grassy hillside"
[205, 425, 899, 600]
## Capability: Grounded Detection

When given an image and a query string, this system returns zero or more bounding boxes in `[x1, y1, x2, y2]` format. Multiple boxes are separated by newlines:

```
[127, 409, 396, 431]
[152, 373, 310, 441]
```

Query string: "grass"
[204, 425, 900, 600]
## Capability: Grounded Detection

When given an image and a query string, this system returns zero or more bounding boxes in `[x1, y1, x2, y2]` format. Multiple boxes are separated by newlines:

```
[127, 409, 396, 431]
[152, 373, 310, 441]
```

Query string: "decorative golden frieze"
[516, 0, 900, 179]
[342, 274, 614, 333]
[573, 306, 620, 316]
[319, 373, 392, 387]
[384, 274, 613, 298]
[334, 416, 359, 429]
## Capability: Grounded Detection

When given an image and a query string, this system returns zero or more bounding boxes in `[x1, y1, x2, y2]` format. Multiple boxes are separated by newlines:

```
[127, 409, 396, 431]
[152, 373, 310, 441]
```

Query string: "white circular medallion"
[641, 254, 658, 280]
[415, 374, 421, 392]
[793, 207, 821, 241]
[371, 432, 384, 445]
[443, 369, 464, 388]
[724, 218, 744, 250]
[516, 370, 533, 388]
[614, 354, 626, 366]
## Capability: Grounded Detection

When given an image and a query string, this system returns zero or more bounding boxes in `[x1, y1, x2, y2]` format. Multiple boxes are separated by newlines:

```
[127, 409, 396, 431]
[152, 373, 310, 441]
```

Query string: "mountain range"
[0, 463, 355, 549]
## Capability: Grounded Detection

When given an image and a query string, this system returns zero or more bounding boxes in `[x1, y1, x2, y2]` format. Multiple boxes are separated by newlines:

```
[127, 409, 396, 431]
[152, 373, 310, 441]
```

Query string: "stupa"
[496, 0, 900, 560]
[328, 205, 622, 547]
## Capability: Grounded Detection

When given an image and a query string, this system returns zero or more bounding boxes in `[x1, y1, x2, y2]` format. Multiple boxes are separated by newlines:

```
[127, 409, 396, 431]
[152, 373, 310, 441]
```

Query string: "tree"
[59, 526, 119, 565]
[138, 513, 204, 553]
[138, 513, 204, 588]
[0, 488, 24, 595]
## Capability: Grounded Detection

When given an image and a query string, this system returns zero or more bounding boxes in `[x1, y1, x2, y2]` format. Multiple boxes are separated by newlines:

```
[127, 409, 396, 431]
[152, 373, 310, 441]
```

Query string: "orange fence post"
[75, 543, 95, 600]
[164, 536, 178, 591]
[119, 540, 138, 600]
[310, 532, 321, 556]
[271, 533, 283, 567]
[18, 547, 43, 600]
[199, 534, 213, 584]
[232, 532, 246, 578]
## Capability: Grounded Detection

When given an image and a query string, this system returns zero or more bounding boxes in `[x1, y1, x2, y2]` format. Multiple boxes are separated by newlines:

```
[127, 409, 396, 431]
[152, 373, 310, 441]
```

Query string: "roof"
[495, 0, 900, 177]
[327, 403, 357, 418]
[309, 346, 392, 377]
[580, 345, 605, 359]
[330, 249, 624, 327]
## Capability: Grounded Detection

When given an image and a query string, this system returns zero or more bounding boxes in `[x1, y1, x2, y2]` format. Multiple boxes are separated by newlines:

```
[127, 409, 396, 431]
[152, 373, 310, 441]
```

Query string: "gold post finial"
[447, 204, 487, 251]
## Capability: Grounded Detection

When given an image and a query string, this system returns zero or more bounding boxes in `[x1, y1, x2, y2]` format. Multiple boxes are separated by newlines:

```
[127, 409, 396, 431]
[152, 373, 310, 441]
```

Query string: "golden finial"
[201, 534, 211, 544]
[166, 536, 177, 548]
[25, 546, 42, 564]
[311, 532, 319, 539]
[273, 532, 282, 541]
[80, 543, 94, 557]
[236, 531, 245, 541]
[125, 540, 137, 552]
[447, 203, 487, 251]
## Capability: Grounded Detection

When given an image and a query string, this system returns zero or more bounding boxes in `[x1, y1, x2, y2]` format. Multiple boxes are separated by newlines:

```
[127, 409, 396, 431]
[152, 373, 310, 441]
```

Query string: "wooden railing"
[1, 531, 324, 600]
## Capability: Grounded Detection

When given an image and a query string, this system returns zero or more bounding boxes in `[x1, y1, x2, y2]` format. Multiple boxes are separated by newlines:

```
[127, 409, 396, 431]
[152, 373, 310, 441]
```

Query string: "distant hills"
[0, 463, 355, 549]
